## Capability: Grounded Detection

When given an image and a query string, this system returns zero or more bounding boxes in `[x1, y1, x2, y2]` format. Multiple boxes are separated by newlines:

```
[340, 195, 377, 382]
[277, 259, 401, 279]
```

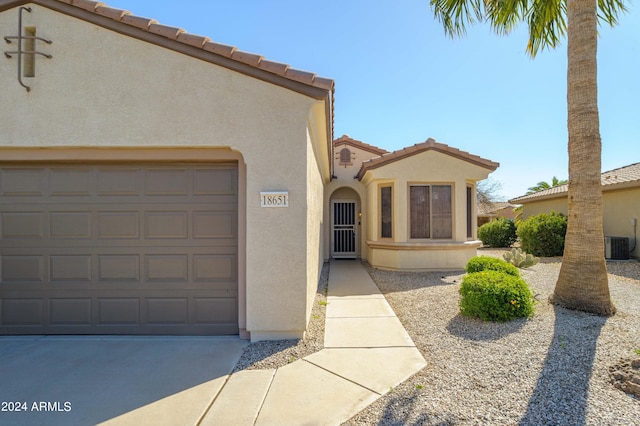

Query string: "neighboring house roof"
[0, 0, 335, 96]
[510, 162, 640, 204]
[356, 138, 499, 180]
[477, 201, 515, 217]
[333, 135, 389, 156]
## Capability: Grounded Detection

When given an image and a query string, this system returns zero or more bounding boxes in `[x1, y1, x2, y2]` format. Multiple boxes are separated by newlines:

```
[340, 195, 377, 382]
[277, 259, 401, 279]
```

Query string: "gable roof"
[333, 135, 389, 156]
[0, 0, 335, 98]
[356, 138, 499, 180]
[509, 162, 640, 204]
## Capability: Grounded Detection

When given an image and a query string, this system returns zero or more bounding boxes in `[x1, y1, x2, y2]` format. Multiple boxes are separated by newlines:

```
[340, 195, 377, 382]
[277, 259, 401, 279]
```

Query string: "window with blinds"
[410, 184, 452, 239]
[380, 186, 392, 238]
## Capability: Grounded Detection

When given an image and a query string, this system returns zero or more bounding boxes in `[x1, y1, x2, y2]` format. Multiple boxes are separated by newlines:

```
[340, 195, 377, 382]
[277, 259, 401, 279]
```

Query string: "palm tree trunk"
[552, 0, 615, 315]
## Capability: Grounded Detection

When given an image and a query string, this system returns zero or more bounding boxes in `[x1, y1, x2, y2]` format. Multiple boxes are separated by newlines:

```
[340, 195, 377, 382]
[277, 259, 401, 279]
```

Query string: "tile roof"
[510, 162, 640, 203]
[477, 201, 515, 216]
[356, 138, 499, 180]
[333, 135, 389, 156]
[2, 0, 335, 94]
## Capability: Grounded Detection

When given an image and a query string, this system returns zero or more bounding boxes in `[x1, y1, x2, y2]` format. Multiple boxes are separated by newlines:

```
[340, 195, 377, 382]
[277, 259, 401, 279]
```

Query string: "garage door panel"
[50, 255, 92, 282]
[145, 255, 189, 282]
[97, 168, 142, 195]
[98, 212, 140, 239]
[98, 298, 140, 325]
[1, 298, 44, 325]
[144, 212, 188, 239]
[145, 169, 189, 195]
[146, 298, 188, 324]
[50, 168, 94, 196]
[194, 297, 237, 324]
[2, 213, 45, 239]
[98, 255, 141, 282]
[194, 168, 237, 195]
[194, 254, 236, 282]
[50, 212, 92, 239]
[49, 298, 92, 325]
[193, 211, 235, 238]
[0, 163, 238, 335]
[2, 256, 45, 282]
[0, 168, 45, 196]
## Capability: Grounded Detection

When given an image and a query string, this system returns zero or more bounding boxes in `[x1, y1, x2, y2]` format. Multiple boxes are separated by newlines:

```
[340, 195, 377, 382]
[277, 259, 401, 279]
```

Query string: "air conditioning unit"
[604, 236, 629, 260]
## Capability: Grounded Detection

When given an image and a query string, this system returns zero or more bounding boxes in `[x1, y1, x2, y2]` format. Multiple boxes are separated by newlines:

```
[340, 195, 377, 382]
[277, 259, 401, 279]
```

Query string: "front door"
[332, 200, 357, 258]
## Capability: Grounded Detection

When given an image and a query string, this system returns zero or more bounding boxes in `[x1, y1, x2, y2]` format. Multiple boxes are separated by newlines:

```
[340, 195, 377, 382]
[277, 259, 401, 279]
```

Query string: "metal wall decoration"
[3, 7, 52, 92]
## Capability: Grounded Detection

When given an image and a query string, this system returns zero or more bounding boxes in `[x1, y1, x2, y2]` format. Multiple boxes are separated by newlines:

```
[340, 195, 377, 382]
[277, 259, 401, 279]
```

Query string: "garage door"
[0, 163, 238, 335]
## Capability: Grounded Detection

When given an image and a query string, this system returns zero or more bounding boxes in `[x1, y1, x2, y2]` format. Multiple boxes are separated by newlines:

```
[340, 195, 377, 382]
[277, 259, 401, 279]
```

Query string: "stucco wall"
[305, 128, 325, 326]
[0, 5, 330, 340]
[603, 188, 639, 252]
[323, 144, 377, 260]
[361, 150, 491, 270]
[521, 187, 640, 259]
[521, 199, 568, 219]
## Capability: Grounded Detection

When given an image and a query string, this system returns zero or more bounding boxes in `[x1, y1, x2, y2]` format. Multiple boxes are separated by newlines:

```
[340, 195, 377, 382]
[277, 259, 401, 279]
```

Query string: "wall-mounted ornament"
[3, 7, 52, 92]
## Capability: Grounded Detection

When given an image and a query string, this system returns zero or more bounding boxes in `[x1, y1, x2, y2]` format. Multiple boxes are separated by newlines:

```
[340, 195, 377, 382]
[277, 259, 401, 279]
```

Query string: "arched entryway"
[329, 187, 362, 259]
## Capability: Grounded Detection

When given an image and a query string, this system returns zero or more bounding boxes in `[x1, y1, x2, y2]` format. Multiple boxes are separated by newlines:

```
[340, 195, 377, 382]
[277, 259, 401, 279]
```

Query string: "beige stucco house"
[326, 135, 498, 270]
[477, 201, 517, 227]
[510, 163, 639, 260]
[0, 1, 497, 340]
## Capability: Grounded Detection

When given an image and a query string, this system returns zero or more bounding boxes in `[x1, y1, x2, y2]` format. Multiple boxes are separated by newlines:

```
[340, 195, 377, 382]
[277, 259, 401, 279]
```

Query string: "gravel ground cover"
[231, 262, 328, 372]
[344, 249, 640, 425]
[231, 252, 640, 425]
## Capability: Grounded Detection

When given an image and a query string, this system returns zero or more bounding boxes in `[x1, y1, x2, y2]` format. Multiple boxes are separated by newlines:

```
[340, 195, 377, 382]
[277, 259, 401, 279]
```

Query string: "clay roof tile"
[285, 68, 316, 85]
[257, 59, 290, 75]
[71, 0, 104, 12]
[120, 14, 156, 30]
[202, 41, 237, 58]
[29, 0, 333, 94]
[230, 50, 263, 67]
[94, 5, 129, 20]
[176, 32, 210, 49]
[148, 23, 185, 40]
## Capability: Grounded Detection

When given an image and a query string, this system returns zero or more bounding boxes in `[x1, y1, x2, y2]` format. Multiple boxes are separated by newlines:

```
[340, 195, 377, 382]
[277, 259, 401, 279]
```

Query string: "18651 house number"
[260, 191, 289, 207]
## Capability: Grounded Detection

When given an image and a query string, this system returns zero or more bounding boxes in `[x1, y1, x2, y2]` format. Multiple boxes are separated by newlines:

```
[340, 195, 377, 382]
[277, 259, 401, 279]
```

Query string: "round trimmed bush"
[465, 256, 520, 277]
[478, 218, 517, 248]
[517, 211, 567, 257]
[459, 270, 535, 322]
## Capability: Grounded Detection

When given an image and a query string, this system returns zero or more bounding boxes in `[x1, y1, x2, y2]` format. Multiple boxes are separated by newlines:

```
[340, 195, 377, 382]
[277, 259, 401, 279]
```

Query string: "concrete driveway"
[0, 336, 247, 426]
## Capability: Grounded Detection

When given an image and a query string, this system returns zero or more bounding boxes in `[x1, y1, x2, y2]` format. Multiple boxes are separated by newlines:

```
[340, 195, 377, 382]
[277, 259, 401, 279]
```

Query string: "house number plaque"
[260, 191, 289, 207]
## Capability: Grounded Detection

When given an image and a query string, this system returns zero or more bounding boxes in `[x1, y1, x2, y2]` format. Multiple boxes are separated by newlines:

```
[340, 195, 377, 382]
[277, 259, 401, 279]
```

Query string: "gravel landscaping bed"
[344, 249, 640, 425]
[231, 262, 328, 372]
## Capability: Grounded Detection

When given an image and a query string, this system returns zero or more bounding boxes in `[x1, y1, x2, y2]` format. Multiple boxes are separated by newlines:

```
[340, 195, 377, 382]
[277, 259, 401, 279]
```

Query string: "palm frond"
[597, 0, 628, 26]
[526, 0, 567, 57]
[485, 0, 529, 35]
[430, 0, 484, 37]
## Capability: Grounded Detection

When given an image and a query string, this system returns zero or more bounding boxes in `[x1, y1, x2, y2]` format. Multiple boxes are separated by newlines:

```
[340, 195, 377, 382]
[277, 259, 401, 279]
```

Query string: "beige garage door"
[0, 163, 238, 335]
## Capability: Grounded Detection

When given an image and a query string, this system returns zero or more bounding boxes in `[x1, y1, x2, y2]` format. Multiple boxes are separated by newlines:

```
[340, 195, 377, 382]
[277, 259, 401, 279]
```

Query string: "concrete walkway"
[201, 260, 427, 425]
[0, 261, 425, 426]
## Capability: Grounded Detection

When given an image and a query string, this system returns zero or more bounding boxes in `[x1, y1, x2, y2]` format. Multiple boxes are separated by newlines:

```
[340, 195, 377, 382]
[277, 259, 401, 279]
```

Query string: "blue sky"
[105, 0, 639, 200]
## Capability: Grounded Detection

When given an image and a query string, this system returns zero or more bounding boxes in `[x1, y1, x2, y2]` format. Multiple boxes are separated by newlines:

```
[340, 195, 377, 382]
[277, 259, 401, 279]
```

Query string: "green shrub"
[465, 256, 520, 277]
[478, 218, 517, 248]
[459, 270, 535, 322]
[503, 248, 539, 269]
[517, 211, 567, 257]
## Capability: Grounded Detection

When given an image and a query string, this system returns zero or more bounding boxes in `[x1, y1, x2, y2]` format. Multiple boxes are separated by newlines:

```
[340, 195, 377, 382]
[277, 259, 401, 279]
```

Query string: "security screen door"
[332, 200, 356, 258]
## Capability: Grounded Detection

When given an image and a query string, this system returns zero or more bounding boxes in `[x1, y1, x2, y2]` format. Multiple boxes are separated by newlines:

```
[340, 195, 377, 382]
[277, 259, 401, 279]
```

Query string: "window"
[410, 184, 452, 239]
[380, 186, 392, 238]
[466, 186, 473, 239]
[339, 148, 352, 165]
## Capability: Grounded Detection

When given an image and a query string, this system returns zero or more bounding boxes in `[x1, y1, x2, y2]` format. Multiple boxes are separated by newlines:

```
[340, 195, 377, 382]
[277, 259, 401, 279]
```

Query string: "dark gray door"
[0, 163, 238, 335]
